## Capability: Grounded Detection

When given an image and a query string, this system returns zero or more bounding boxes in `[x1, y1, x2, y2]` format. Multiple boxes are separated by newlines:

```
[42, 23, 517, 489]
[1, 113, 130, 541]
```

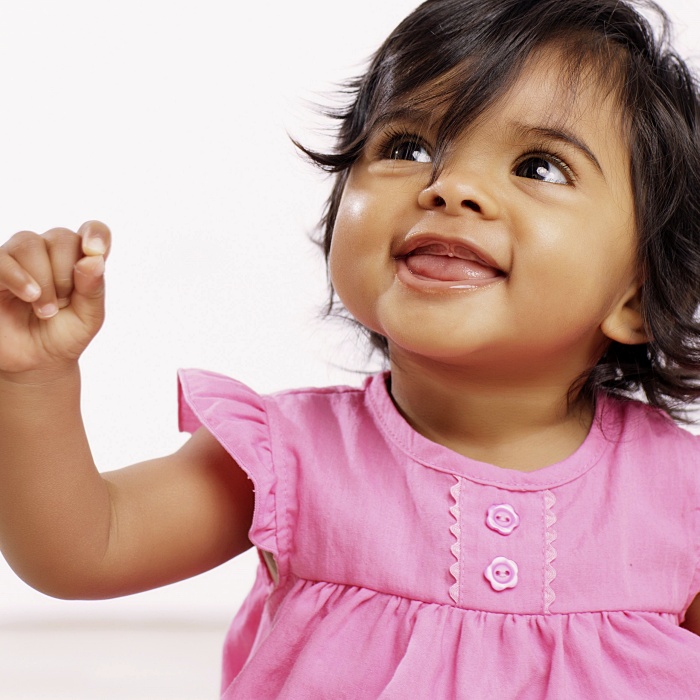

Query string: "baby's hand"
[0, 221, 110, 376]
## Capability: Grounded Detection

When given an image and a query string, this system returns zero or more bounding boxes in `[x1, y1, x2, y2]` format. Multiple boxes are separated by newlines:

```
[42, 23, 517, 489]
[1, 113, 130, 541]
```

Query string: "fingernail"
[85, 237, 106, 255]
[36, 303, 58, 318]
[24, 283, 41, 300]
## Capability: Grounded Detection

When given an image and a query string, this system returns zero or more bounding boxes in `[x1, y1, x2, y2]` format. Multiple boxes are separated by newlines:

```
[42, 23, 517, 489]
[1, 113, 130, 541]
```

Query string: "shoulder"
[603, 394, 700, 493]
[178, 367, 384, 435]
[268, 375, 375, 413]
[263, 374, 386, 448]
[608, 394, 700, 451]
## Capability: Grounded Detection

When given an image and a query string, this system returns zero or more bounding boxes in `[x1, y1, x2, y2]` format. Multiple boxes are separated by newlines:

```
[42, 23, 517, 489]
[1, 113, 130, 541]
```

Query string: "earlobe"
[600, 284, 650, 345]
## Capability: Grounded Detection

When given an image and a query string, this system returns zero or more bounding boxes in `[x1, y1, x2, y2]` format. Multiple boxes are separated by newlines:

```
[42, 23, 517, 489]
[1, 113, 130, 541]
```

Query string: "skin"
[0, 50, 696, 634]
[0, 222, 254, 598]
[330, 49, 700, 628]
[332, 51, 644, 467]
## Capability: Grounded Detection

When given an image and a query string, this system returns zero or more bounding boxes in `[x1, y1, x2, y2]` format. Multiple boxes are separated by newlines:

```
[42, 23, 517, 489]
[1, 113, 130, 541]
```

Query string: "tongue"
[406, 253, 498, 281]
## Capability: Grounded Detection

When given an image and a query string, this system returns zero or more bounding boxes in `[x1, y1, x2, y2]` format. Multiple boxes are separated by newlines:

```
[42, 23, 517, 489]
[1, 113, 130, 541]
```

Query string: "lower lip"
[395, 258, 504, 292]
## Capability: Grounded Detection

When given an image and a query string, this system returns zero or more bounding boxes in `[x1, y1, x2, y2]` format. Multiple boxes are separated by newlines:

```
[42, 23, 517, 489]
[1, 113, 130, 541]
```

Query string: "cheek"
[532, 232, 637, 334]
[328, 188, 382, 283]
[328, 186, 400, 333]
[328, 197, 375, 323]
[530, 207, 634, 277]
[327, 210, 358, 293]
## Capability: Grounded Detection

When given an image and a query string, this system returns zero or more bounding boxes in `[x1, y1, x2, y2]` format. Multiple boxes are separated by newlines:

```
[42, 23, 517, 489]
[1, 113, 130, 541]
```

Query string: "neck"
[387, 351, 595, 471]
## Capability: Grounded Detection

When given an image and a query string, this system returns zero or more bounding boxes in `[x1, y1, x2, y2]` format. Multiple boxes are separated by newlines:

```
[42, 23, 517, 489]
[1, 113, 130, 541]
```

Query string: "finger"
[43, 227, 81, 307]
[77, 220, 111, 259]
[5, 231, 59, 319]
[0, 249, 42, 302]
[71, 254, 106, 328]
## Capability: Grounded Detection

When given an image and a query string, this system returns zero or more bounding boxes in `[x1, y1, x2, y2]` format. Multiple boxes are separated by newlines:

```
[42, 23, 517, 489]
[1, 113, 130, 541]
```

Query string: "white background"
[0, 0, 698, 691]
[0, 0, 419, 624]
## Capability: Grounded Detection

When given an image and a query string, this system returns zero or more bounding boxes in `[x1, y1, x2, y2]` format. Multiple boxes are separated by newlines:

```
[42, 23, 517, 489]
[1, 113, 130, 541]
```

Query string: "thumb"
[70, 254, 106, 327]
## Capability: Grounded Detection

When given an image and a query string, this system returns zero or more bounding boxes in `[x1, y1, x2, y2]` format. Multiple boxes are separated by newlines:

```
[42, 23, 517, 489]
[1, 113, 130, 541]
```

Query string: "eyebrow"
[372, 107, 438, 133]
[511, 122, 604, 177]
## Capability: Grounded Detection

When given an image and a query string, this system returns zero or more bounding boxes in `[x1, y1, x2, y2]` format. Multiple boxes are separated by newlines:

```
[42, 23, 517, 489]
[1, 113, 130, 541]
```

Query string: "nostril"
[462, 199, 481, 213]
[433, 195, 446, 207]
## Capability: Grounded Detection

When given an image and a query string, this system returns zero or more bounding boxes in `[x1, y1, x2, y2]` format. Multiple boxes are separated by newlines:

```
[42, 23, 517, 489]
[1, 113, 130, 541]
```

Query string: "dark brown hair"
[301, 0, 700, 419]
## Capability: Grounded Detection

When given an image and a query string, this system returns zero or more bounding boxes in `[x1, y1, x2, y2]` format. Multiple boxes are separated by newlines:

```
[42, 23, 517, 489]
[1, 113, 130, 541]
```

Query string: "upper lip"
[392, 233, 504, 273]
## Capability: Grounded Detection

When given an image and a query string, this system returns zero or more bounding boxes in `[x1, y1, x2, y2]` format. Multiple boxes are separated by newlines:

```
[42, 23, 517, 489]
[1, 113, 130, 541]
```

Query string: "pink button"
[486, 503, 520, 535]
[484, 557, 519, 591]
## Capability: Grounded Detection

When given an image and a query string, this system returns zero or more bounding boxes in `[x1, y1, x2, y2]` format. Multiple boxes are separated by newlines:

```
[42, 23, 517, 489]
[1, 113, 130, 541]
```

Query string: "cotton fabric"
[178, 369, 700, 699]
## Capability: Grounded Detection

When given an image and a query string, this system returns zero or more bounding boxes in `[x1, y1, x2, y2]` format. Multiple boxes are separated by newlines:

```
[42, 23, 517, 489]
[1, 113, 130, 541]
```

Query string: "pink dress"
[178, 369, 700, 699]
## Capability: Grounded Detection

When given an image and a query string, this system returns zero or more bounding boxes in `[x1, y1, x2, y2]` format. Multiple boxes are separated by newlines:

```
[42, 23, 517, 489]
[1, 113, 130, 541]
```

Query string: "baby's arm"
[0, 222, 253, 599]
[683, 594, 700, 636]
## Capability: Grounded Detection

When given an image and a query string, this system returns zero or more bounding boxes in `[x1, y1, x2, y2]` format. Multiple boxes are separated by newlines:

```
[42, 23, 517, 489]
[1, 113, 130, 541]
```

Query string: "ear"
[600, 282, 650, 345]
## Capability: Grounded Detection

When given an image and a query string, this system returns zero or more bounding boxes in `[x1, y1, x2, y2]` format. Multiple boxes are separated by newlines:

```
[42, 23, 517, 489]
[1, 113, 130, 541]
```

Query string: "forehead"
[377, 44, 628, 142]
[381, 45, 630, 181]
[488, 48, 629, 155]
[506, 48, 623, 121]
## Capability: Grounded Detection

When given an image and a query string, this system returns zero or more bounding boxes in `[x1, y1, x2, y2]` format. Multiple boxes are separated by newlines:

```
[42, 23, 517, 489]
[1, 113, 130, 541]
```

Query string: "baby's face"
[329, 47, 644, 381]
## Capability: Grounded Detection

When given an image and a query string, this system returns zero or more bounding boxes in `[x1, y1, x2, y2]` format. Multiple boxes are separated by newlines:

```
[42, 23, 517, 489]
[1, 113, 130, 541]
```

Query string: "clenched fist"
[0, 220, 110, 375]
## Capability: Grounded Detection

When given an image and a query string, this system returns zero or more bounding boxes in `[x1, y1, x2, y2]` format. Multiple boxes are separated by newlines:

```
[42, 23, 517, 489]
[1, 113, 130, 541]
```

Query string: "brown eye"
[515, 156, 569, 184]
[385, 137, 431, 163]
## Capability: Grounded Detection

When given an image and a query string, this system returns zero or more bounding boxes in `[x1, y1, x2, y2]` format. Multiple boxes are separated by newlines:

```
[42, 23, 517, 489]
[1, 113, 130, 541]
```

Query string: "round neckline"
[365, 372, 618, 491]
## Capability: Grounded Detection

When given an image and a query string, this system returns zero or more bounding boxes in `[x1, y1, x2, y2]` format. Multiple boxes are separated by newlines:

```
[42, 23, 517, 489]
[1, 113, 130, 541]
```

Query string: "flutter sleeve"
[177, 368, 278, 556]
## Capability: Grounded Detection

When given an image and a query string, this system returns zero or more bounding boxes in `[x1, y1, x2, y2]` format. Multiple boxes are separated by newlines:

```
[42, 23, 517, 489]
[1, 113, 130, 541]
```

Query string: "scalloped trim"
[544, 489, 557, 614]
[449, 478, 462, 604]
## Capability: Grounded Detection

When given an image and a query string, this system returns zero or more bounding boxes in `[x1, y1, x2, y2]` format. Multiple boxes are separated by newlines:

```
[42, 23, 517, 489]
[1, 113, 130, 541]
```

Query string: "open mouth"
[394, 240, 505, 289]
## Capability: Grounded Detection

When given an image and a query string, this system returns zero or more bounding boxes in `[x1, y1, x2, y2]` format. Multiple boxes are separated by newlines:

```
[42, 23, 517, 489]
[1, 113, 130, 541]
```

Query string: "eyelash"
[372, 129, 577, 184]
[373, 128, 432, 162]
[514, 147, 577, 185]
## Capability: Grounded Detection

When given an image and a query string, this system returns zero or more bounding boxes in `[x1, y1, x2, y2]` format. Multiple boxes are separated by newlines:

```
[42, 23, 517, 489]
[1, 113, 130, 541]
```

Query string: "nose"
[417, 166, 499, 219]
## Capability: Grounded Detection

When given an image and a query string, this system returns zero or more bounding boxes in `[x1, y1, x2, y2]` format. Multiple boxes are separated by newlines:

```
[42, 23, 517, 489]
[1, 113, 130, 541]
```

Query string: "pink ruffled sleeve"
[177, 368, 277, 556]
